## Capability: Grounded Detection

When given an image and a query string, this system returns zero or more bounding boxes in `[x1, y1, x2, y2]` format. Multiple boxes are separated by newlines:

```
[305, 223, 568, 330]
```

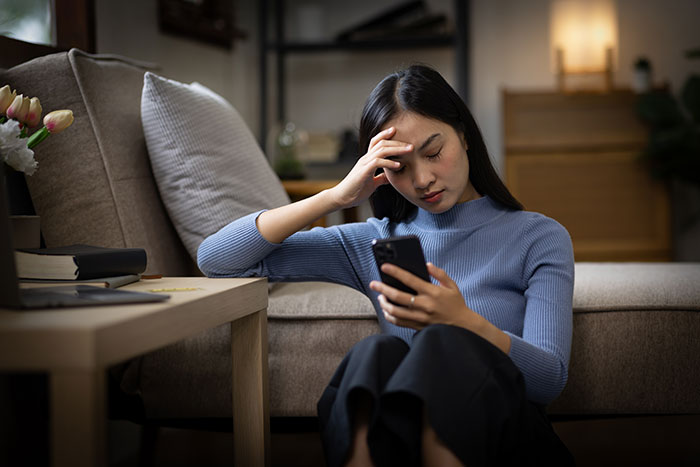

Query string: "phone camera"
[375, 243, 396, 261]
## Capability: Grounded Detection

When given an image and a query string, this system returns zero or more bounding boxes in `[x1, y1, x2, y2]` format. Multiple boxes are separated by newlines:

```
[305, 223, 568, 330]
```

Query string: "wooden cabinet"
[503, 90, 671, 261]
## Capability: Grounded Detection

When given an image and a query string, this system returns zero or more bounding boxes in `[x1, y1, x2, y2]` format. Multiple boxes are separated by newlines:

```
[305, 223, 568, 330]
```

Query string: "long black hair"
[359, 64, 523, 221]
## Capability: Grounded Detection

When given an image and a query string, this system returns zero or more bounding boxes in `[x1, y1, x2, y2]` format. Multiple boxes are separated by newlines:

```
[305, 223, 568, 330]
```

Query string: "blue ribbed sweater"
[197, 196, 575, 405]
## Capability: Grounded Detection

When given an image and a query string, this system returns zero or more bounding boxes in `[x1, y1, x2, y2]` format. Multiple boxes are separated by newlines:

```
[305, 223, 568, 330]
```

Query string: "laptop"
[1, 166, 169, 309]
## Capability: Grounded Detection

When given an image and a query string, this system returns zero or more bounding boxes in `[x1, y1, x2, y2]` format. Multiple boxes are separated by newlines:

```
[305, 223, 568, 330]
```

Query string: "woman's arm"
[256, 127, 412, 244]
[503, 217, 574, 404]
[255, 189, 340, 244]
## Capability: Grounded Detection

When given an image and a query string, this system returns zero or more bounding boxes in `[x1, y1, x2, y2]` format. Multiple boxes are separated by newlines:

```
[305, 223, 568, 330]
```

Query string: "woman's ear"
[461, 133, 468, 151]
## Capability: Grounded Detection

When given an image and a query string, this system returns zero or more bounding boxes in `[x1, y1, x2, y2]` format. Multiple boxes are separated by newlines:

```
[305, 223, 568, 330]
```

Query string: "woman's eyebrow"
[387, 133, 441, 161]
[418, 133, 440, 151]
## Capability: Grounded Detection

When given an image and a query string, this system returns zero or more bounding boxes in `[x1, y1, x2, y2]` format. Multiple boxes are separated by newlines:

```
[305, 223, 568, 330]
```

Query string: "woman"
[198, 65, 574, 466]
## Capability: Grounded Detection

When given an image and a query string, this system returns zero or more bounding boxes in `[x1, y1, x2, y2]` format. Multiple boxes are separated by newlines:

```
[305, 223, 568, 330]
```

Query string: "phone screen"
[372, 235, 430, 298]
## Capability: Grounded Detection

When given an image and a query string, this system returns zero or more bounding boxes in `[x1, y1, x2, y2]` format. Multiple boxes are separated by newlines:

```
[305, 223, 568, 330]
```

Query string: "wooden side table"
[282, 179, 359, 227]
[0, 277, 269, 467]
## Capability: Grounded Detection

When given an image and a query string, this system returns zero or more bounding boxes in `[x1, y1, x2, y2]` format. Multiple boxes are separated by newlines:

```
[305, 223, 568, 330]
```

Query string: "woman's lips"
[421, 190, 444, 203]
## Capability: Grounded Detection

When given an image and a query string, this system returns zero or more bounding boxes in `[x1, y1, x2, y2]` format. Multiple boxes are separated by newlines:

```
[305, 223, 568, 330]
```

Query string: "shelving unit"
[257, 0, 469, 146]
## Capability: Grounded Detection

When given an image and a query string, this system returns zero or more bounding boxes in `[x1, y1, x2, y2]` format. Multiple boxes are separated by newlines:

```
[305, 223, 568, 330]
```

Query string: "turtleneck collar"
[410, 196, 507, 231]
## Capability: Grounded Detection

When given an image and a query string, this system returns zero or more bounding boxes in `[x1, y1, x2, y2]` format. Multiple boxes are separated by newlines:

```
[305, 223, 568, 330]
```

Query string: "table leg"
[50, 369, 105, 467]
[231, 309, 270, 467]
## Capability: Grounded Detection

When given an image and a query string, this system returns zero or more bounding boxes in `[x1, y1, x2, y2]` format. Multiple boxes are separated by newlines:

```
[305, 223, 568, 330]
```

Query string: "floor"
[106, 415, 700, 466]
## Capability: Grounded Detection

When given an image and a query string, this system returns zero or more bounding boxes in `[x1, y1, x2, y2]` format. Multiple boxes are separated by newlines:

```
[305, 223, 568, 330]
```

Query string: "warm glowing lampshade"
[550, 0, 618, 90]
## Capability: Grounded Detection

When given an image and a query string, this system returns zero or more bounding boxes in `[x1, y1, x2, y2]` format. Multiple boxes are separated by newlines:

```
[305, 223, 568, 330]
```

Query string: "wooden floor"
[105, 415, 700, 466]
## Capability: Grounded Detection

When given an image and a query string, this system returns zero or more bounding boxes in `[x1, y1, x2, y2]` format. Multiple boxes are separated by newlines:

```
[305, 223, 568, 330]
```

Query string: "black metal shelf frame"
[257, 0, 469, 146]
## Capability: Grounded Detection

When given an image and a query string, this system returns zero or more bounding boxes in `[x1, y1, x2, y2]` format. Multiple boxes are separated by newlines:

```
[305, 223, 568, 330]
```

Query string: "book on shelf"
[14, 244, 147, 281]
[19, 274, 141, 289]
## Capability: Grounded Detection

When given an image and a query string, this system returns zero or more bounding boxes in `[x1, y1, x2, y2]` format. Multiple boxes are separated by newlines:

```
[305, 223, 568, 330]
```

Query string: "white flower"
[0, 120, 38, 175]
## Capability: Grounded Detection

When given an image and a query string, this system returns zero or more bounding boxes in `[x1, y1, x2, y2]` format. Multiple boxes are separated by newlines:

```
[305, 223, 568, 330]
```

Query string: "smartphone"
[372, 236, 430, 301]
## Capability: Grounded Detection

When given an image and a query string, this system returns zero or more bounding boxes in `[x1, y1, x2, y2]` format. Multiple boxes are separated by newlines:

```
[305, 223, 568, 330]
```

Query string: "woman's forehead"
[381, 112, 457, 141]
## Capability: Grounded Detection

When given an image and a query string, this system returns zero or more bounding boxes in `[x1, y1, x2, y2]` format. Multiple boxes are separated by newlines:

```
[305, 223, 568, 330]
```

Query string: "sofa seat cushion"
[573, 262, 700, 312]
[267, 281, 375, 319]
[550, 262, 700, 415]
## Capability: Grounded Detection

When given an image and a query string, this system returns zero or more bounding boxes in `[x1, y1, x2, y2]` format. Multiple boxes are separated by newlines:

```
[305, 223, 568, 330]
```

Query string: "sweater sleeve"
[504, 216, 575, 405]
[196, 210, 378, 291]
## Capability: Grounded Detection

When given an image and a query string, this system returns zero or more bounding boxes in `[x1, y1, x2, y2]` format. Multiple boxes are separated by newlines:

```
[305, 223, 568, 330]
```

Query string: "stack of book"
[15, 244, 148, 289]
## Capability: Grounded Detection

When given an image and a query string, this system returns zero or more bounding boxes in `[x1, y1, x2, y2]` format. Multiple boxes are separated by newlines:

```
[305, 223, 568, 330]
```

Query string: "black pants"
[317, 324, 574, 467]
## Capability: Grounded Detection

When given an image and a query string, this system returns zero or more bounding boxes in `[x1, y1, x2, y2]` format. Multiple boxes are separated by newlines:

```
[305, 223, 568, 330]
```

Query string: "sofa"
[2, 49, 700, 462]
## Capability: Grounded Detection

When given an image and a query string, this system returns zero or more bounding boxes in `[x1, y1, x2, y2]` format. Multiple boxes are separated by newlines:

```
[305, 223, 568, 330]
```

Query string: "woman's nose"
[413, 167, 435, 190]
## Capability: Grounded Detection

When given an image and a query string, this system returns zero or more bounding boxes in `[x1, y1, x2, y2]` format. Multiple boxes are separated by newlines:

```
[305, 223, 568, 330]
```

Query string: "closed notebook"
[15, 244, 147, 280]
[19, 274, 141, 289]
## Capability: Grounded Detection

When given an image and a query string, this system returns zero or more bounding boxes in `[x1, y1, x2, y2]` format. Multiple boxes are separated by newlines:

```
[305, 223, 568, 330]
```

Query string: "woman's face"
[381, 111, 480, 214]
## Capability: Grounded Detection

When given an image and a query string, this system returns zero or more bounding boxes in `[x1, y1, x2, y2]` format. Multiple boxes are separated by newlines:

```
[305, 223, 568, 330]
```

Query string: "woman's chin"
[419, 199, 454, 214]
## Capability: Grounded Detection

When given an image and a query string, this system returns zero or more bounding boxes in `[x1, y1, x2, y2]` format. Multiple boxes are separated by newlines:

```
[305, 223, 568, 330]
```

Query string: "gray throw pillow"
[141, 72, 290, 259]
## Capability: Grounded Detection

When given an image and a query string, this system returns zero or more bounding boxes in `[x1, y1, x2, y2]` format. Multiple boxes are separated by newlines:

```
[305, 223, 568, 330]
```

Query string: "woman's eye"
[392, 165, 406, 174]
[427, 150, 442, 160]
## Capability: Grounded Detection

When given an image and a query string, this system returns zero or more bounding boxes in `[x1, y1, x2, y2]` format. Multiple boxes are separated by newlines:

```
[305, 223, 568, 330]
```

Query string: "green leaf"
[681, 75, 700, 123]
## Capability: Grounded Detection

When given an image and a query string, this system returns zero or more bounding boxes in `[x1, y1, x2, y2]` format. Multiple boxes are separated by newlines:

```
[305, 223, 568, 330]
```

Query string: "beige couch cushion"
[0, 49, 193, 276]
[550, 262, 700, 415]
[573, 262, 700, 312]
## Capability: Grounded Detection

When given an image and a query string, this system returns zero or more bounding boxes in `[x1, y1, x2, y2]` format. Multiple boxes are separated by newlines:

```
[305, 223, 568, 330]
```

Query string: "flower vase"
[3, 165, 36, 215]
[9, 214, 41, 249]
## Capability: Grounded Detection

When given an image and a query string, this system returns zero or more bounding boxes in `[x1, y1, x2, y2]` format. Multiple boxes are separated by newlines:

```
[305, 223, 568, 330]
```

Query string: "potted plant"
[636, 48, 700, 260]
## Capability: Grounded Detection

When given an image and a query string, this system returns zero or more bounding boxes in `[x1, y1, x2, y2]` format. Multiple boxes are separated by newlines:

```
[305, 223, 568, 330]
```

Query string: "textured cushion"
[0, 49, 193, 276]
[550, 262, 700, 415]
[573, 262, 700, 312]
[267, 281, 375, 319]
[140, 72, 290, 259]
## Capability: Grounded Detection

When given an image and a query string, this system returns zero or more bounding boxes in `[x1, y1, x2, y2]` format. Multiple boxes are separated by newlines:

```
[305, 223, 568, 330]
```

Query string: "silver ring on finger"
[409, 295, 416, 309]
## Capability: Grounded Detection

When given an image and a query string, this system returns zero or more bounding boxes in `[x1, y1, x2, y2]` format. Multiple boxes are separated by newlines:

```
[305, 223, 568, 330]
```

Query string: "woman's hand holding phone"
[370, 261, 481, 332]
[328, 127, 413, 210]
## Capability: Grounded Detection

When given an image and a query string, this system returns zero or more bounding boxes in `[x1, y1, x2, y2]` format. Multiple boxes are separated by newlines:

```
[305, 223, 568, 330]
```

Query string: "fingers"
[368, 127, 412, 156]
[426, 262, 458, 289]
[377, 294, 428, 329]
[370, 279, 417, 308]
[373, 171, 389, 186]
[368, 127, 396, 150]
[367, 140, 413, 164]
